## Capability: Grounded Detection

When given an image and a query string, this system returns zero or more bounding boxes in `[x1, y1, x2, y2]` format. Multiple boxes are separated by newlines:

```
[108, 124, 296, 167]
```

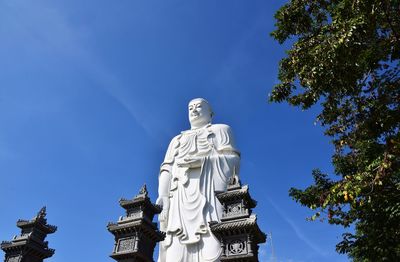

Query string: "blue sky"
[0, 1, 349, 261]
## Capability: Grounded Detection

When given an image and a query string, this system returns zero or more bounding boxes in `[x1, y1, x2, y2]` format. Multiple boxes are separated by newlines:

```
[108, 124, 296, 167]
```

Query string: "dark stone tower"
[1, 207, 57, 262]
[210, 173, 266, 261]
[107, 184, 164, 262]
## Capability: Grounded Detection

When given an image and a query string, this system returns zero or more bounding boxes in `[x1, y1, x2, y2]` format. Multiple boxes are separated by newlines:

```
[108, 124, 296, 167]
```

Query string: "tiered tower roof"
[107, 184, 164, 262]
[1, 207, 57, 262]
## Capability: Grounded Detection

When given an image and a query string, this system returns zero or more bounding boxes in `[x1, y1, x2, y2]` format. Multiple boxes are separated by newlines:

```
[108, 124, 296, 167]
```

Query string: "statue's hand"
[156, 196, 170, 222]
[177, 157, 203, 168]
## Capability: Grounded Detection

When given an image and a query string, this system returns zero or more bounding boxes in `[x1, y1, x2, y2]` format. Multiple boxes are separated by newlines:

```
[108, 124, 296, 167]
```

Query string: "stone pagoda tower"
[107, 184, 164, 262]
[210, 173, 266, 261]
[1, 207, 57, 262]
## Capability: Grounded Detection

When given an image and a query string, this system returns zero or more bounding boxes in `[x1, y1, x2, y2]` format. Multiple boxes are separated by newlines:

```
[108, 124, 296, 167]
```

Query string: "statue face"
[188, 99, 212, 128]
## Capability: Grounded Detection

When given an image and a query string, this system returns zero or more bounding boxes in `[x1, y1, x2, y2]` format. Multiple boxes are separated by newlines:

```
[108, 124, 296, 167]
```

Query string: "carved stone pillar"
[210, 174, 266, 261]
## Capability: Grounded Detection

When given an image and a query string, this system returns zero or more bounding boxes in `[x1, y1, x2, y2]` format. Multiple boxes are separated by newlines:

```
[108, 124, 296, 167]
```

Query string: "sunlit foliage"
[271, 0, 400, 260]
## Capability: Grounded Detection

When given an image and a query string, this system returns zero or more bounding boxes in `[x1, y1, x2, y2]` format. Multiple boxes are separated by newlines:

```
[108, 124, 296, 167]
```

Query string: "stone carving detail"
[127, 207, 141, 218]
[227, 203, 242, 216]
[117, 237, 134, 253]
[7, 256, 19, 262]
[127, 212, 141, 220]
[228, 239, 246, 255]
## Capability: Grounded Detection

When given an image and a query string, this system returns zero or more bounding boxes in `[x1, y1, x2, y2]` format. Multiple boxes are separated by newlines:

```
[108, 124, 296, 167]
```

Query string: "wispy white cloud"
[0, 0, 160, 139]
[267, 198, 327, 258]
[212, 13, 266, 102]
[258, 243, 269, 262]
[259, 241, 305, 262]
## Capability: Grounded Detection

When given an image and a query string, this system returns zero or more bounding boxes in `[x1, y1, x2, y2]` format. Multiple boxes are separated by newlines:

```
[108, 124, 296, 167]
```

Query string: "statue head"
[188, 98, 213, 129]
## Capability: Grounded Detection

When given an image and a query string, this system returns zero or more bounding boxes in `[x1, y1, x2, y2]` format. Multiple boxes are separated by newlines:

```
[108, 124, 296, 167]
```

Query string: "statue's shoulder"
[172, 133, 182, 140]
[210, 124, 238, 150]
[165, 133, 182, 150]
[210, 123, 232, 133]
[169, 133, 182, 143]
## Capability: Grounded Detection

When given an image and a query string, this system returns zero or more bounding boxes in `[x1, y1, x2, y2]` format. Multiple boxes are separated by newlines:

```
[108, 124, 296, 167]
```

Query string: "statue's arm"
[157, 170, 171, 198]
[155, 171, 170, 233]
[157, 170, 171, 227]
[156, 135, 179, 226]
[177, 157, 203, 168]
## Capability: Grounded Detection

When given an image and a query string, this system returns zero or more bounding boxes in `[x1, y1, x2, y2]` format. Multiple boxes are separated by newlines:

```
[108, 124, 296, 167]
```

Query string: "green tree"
[270, 0, 400, 260]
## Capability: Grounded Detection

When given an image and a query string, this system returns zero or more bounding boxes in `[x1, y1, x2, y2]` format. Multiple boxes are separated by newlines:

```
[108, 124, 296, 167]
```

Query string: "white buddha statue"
[156, 98, 240, 262]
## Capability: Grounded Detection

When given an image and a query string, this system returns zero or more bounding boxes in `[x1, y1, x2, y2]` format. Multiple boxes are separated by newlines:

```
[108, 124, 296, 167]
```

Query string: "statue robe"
[158, 124, 240, 262]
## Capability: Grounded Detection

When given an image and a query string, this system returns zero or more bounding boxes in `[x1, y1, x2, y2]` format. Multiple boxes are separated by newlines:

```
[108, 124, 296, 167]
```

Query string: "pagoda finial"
[138, 184, 148, 197]
[37, 206, 47, 219]
[228, 166, 241, 189]
[33, 206, 47, 222]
